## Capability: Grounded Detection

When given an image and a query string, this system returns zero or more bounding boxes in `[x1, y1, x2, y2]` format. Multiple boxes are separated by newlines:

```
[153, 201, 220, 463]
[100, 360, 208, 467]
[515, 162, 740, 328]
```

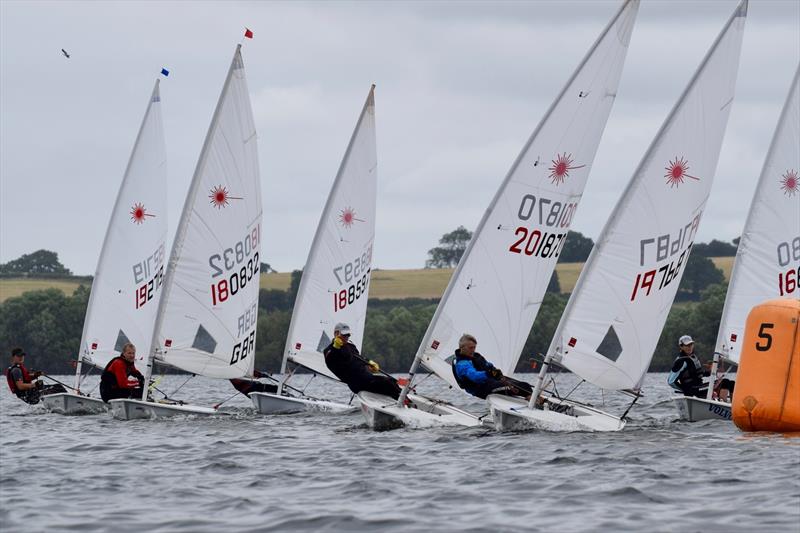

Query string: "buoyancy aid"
[6, 363, 31, 394]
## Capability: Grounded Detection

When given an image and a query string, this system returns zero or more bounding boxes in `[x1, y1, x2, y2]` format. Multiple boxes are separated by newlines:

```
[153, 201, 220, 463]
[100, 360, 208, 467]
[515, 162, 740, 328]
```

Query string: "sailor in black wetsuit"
[667, 335, 710, 398]
[452, 334, 533, 400]
[323, 323, 401, 399]
[229, 370, 278, 397]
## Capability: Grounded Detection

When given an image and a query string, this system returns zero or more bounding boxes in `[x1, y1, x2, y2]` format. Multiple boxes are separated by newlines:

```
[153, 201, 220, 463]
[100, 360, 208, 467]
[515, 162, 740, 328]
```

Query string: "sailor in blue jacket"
[451, 334, 533, 400]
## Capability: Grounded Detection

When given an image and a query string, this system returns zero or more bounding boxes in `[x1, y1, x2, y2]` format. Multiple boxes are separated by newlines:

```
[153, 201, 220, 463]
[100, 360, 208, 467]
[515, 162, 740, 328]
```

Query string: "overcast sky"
[1, 0, 798, 275]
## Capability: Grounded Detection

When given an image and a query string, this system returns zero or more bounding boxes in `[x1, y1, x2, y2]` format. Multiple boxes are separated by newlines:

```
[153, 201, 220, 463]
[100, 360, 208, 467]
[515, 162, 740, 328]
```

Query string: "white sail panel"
[555, 1, 748, 390]
[79, 80, 167, 372]
[716, 67, 800, 363]
[416, 0, 639, 387]
[283, 87, 377, 380]
[155, 46, 261, 379]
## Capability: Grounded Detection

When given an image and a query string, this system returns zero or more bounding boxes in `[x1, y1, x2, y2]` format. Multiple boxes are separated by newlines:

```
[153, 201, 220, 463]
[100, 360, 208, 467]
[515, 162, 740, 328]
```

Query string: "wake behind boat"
[43, 79, 168, 415]
[491, 0, 749, 432]
[360, 0, 639, 430]
[113, 44, 262, 419]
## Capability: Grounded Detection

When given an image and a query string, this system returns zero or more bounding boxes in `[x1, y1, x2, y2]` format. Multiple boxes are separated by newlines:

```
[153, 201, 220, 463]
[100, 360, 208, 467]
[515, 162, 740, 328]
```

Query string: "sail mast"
[141, 47, 243, 399]
[280, 85, 377, 380]
[542, 0, 748, 401]
[75, 79, 165, 391]
[708, 65, 800, 394]
[398, 0, 639, 406]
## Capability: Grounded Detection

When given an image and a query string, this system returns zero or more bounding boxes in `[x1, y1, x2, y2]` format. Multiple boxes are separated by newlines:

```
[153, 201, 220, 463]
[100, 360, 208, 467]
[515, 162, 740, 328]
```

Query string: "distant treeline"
[0, 268, 726, 375]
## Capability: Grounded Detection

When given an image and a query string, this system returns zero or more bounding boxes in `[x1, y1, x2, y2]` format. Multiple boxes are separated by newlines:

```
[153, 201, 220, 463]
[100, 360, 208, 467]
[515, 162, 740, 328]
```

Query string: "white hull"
[109, 399, 217, 420]
[488, 394, 625, 432]
[41, 393, 108, 415]
[672, 395, 732, 422]
[357, 391, 486, 431]
[250, 392, 357, 415]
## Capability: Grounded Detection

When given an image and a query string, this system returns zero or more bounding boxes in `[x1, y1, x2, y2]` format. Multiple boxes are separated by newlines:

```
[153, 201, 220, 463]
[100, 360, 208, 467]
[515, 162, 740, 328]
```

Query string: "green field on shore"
[1, 257, 734, 303]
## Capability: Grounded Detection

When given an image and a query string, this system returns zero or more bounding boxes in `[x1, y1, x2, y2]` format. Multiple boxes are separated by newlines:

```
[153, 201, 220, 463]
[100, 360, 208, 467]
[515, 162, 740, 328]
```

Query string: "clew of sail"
[282, 86, 378, 381]
[553, 1, 748, 391]
[77, 80, 167, 389]
[413, 0, 640, 389]
[715, 66, 800, 364]
[150, 45, 261, 380]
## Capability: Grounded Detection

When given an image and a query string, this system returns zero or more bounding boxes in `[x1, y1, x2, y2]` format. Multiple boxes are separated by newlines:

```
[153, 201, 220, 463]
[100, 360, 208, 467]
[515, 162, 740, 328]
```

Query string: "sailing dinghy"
[358, 0, 639, 430]
[490, 0, 748, 432]
[250, 86, 376, 415]
[111, 45, 262, 419]
[673, 65, 800, 422]
[43, 80, 167, 415]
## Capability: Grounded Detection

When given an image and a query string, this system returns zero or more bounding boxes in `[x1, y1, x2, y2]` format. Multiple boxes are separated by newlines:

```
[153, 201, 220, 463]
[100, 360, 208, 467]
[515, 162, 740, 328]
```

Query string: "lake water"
[1, 372, 798, 532]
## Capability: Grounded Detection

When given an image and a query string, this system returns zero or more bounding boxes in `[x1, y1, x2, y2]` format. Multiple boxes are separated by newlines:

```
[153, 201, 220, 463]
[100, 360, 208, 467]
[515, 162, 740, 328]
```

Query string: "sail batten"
[282, 86, 378, 380]
[554, 1, 748, 390]
[411, 0, 639, 388]
[146, 45, 262, 382]
[76, 79, 167, 388]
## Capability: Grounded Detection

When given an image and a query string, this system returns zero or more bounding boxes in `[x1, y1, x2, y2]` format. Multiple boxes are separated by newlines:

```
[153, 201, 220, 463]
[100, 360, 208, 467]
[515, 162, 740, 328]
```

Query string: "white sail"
[414, 0, 639, 388]
[77, 80, 167, 384]
[151, 45, 261, 379]
[282, 87, 377, 380]
[716, 67, 800, 364]
[553, 1, 748, 391]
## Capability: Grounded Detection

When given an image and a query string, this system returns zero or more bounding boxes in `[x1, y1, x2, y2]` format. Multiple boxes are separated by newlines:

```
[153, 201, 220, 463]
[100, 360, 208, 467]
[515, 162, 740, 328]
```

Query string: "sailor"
[99, 343, 145, 402]
[323, 322, 401, 399]
[5, 347, 66, 404]
[667, 335, 709, 398]
[451, 334, 533, 400]
[229, 369, 278, 396]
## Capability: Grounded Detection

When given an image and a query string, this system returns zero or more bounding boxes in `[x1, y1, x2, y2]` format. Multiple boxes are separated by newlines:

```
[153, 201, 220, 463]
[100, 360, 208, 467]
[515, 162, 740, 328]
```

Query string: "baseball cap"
[678, 335, 694, 346]
[334, 323, 351, 336]
[11, 347, 26, 357]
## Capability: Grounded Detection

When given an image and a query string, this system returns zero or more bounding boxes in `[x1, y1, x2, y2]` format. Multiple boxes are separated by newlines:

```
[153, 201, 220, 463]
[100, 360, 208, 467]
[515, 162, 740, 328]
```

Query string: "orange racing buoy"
[732, 298, 800, 432]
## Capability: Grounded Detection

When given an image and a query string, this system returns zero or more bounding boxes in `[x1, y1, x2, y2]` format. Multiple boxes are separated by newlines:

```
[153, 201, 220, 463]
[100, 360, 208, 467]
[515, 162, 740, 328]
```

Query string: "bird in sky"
[61, 48, 70, 58]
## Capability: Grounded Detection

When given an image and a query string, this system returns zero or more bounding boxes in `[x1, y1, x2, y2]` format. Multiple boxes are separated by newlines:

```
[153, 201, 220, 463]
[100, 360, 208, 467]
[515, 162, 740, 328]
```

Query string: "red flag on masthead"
[244, 28, 253, 39]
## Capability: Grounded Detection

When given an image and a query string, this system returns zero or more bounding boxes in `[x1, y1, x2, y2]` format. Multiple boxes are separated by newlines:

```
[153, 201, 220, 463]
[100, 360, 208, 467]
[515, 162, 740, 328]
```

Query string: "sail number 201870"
[208, 225, 261, 306]
[508, 194, 574, 258]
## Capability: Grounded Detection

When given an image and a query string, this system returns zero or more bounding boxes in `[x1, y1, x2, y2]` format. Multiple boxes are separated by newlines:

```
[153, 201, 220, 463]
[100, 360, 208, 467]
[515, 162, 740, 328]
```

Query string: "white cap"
[678, 335, 694, 346]
[334, 323, 351, 335]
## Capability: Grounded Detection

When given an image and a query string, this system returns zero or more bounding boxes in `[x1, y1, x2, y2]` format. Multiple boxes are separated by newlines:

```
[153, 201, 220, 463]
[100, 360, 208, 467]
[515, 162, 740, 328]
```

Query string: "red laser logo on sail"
[780, 169, 798, 197]
[338, 207, 364, 228]
[130, 202, 155, 224]
[209, 185, 243, 209]
[664, 157, 700, 188]
[548, 153, 585, 185]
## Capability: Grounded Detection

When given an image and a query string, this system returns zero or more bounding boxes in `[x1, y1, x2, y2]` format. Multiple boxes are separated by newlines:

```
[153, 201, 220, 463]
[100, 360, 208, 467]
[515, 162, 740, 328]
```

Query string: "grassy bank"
[0, 256, 734, 303]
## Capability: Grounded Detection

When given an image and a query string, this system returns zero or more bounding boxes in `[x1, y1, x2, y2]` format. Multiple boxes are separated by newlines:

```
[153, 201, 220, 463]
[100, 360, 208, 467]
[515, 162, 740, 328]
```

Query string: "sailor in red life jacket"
[99, 343, 145, 402]
[5, 347, 66, 404]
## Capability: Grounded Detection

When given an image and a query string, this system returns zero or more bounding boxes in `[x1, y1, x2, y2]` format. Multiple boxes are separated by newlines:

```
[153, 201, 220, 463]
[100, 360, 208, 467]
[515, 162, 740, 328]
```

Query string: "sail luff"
[142, 46, 244, 396]
[714, 65, 800, 363]
[548, 0, 747, 389]
[281, 85, 377, 379]
[402, 0, 639, 395]
[75, 79, 166, 391]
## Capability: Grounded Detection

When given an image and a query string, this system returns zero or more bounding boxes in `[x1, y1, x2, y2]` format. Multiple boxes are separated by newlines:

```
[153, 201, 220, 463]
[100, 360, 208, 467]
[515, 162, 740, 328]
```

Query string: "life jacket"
[100, 356, 142, 393]
[6, 363, 31, 394]
[677, 354, 704, 387]
[451, 350, 492, 390]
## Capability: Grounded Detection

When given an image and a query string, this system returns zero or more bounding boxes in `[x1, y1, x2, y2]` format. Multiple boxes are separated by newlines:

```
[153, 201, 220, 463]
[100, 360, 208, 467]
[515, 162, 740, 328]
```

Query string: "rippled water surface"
[1, 373, 798, 532]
